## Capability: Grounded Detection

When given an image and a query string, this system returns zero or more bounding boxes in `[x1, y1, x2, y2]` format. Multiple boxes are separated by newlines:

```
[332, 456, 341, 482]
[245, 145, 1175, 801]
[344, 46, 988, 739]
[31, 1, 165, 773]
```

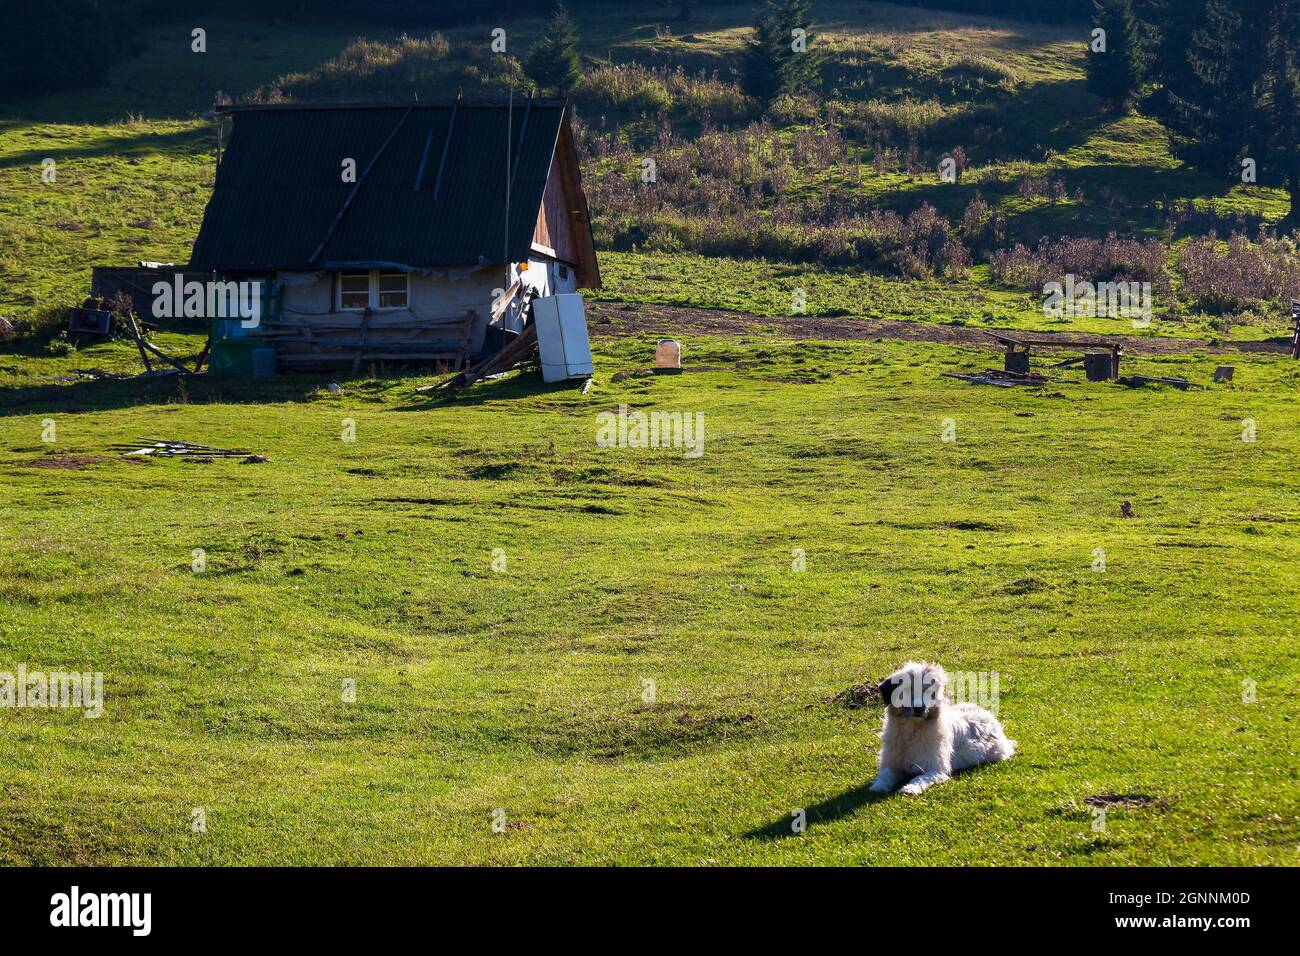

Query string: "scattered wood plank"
[421, 323, 538, 394]
[123, 311, 153, 372]
[192, 333, 212, 374]
[1049, 355, 1087, 369]
[1122, 374, 1195, 390]
[490, 280, 521, 325]
[133, 336, 197, 376]
[942, 369, 1050, 387]
[114, 438, 251, 458]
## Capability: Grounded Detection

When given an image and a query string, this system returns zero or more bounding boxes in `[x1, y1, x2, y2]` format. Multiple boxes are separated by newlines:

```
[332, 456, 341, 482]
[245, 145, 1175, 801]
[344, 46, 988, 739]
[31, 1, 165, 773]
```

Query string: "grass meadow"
[2, 336, 1297, 864]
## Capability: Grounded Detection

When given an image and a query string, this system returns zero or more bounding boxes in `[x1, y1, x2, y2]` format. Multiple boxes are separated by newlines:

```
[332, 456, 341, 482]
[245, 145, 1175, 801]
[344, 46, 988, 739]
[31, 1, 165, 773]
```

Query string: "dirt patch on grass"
[587, 301, 1284, 356]
[833, 681, 882, 709]
[20, 455, 116, 470]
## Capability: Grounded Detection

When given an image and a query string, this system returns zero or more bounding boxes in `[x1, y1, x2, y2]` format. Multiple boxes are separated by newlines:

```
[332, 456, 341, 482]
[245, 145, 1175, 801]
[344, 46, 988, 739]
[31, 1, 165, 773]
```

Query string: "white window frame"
[336, 269, 409, 311]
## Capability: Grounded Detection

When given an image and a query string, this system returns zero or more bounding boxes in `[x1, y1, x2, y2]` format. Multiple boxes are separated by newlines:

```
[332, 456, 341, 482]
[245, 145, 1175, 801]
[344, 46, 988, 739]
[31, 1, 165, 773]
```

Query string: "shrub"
[990, 234, 1170, 291]
[1176, 231, 1300, 314]
[575, 64, 752, 123]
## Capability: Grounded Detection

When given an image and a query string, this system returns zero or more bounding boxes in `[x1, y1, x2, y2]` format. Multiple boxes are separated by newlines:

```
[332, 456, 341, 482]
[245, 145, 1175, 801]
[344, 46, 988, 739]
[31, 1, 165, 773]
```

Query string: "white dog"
[868, 661, 1015, 795]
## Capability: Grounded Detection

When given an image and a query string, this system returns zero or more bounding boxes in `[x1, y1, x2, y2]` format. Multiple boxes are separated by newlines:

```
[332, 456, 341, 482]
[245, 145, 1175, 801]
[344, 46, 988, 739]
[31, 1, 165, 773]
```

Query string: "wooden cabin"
[186, 99, 599, 371]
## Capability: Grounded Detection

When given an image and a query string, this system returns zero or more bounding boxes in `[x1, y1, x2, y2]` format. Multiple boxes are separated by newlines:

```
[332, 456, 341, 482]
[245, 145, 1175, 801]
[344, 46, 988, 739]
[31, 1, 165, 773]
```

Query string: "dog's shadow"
[745, 762, 1008, 840]
[744, 781, 893, 841]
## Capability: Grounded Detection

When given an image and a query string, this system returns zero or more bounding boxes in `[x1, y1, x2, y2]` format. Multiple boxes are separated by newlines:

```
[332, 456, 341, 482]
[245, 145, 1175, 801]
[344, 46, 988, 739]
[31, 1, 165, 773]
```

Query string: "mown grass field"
[1, 337, 1298, 864]
[1, 2, 1297, 865]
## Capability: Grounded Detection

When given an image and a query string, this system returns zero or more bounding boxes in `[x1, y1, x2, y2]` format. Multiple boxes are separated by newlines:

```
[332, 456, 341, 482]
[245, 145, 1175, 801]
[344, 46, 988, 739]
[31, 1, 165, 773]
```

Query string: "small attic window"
[337, 269, 409, 311]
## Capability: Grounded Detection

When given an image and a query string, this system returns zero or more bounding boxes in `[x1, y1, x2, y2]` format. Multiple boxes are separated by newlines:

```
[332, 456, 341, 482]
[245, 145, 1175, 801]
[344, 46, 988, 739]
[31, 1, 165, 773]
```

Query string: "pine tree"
[1266, 0, 1300, 225]
[1170, 1, 1265, 176]
[1162, 0, 1300, 224]
[742, 2, 784, 104]
[772, 0, 821, 96]
[742, 0, 822, 105]
[1139, 0, 1203, 91]
[524, 1, 583, 96]
[1086, 0, 1145, 112]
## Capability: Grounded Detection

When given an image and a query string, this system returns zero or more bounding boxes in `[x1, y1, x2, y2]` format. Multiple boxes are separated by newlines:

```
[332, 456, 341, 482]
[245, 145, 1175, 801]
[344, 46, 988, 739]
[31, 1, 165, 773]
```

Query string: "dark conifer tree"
[742, 0, 822, 105]
[1086, 0, 1145, 112]
[524, 1, 583, 95]
[1160, 0, 1300, 223]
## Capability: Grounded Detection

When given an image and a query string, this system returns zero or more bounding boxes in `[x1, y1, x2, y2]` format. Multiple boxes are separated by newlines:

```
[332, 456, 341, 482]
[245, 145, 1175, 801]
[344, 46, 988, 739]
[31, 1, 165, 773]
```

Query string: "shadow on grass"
[0, 371, 329, 417]
[395, 368, 590, 410]
[0, 349, 591, 416]
[745, 780, 892, 840]
[0, 121, 210, 170]
[746, 759, 1020, 840]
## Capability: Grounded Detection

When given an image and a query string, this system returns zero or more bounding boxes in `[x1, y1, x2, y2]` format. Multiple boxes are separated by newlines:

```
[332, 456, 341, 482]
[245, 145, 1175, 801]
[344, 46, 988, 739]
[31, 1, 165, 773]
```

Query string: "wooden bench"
[987, 332, 1123, 381]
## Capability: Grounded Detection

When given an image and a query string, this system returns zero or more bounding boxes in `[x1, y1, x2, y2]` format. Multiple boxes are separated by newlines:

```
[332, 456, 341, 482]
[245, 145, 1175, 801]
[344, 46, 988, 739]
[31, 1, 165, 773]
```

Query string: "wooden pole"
[124, 311, 153, 372]
[505, 89, 512, 295]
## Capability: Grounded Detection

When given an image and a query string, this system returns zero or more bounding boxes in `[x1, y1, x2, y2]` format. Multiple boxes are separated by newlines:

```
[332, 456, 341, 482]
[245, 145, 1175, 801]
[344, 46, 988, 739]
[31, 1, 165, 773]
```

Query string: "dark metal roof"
[188, 101, 568, 272]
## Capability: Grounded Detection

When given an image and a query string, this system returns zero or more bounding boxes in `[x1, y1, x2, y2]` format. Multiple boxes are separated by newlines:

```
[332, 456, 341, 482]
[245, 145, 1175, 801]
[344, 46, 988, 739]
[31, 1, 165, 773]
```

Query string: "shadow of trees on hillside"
[0, 121, 211, 171]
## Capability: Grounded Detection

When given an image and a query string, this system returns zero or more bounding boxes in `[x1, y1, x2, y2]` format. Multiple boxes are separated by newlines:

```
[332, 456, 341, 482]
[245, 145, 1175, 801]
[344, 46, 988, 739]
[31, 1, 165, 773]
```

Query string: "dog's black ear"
[876, 678, 896, 706]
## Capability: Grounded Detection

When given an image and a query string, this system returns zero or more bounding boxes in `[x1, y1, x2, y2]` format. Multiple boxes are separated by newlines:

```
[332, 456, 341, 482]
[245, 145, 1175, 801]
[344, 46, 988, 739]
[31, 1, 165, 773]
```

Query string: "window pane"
[340, 272, 369, 309]
[377, 271, 408, 308]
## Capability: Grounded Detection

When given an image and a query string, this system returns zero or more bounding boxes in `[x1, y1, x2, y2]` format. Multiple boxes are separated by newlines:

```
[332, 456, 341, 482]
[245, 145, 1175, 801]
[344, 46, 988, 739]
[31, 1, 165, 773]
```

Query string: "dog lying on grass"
[868, 661, 1016, 796]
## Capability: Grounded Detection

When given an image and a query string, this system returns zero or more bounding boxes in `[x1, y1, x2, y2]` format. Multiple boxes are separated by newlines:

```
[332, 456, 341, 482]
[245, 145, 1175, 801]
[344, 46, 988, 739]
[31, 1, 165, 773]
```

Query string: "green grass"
[1, 336, 1298, 864]
[594, 251, 1293, 342]
[0, 119, 212, 326]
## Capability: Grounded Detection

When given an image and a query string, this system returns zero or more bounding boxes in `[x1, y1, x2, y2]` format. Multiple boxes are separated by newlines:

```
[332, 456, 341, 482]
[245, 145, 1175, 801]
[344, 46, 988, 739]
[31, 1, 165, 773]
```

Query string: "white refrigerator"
[532, 293, 594, 383]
